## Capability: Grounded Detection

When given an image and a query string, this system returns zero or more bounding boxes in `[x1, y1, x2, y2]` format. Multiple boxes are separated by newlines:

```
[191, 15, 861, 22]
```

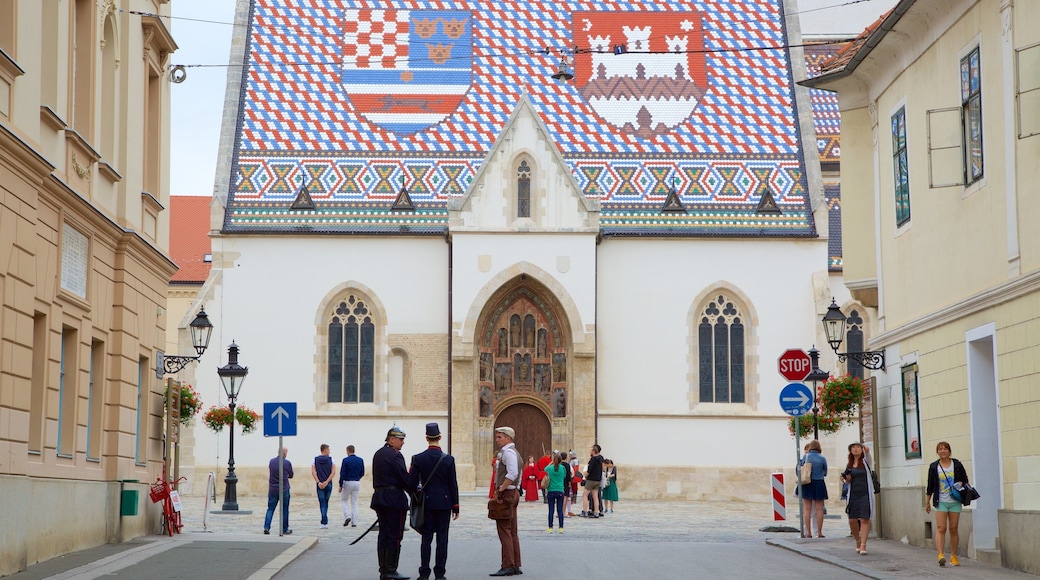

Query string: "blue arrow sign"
[263, 402, 297, 437]
[779, 383, 814, 417]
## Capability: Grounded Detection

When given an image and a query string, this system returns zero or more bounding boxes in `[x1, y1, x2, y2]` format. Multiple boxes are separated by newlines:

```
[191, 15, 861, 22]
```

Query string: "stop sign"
[778, 349, 811, 381]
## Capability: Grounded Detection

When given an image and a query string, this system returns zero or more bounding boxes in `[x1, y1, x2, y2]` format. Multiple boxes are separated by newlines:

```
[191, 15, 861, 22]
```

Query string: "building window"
[892, 107, 910, 226]
[517, 160, 531, 218]
[29, 312, 47, 453]
[58, 327, 77, 457]
[327, 295, 375, 403]
[697, 294, 746, 403]
[87, 340, 104, 461]
[845, 310, 866, 381]
[135, 357, 147, 465]
[902, 364, 922, 459]
[960, 46, 983, 184]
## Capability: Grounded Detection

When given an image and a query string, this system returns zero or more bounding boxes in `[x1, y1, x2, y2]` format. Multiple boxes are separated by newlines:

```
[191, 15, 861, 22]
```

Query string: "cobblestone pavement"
[180, 491, 782, 543]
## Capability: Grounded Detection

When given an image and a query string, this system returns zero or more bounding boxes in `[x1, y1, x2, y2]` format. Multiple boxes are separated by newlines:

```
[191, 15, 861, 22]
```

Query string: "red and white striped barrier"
[771, 472, 786, 521]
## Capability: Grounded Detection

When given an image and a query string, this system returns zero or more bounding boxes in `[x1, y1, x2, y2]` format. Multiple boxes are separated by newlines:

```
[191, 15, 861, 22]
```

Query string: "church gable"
[449, 96, 599, 232]
[223, 0, 816, 237]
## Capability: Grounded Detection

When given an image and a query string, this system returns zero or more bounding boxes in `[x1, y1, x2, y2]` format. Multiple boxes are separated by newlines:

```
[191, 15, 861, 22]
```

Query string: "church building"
[183, 0, 854, 499]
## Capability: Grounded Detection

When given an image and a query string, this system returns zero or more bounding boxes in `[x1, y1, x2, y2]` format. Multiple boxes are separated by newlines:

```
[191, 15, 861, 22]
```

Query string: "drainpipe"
[446, 232, 453, 453]
[594, 233, 600, 443]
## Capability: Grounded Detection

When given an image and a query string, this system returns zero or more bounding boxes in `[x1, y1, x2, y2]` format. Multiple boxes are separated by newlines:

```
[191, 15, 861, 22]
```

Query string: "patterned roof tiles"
[227, 0, 817, 236]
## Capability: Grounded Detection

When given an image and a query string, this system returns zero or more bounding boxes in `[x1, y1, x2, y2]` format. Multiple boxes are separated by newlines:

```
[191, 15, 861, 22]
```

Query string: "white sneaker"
[319, 524, 329, 529]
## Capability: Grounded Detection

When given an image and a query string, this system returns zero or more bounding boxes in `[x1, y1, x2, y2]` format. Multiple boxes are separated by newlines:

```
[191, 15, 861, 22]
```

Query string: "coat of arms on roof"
[341, 10, 472, 134]
[572, 12, 709, 139]
[290, 184, 316, 210]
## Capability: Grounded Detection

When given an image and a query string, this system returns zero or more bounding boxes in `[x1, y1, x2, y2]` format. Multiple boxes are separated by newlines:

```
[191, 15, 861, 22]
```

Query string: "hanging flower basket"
[164, 384, 202, 425]
[819, 374, 866, 419]
[203, 405, 260, 434]
[788, 412, 846, 438]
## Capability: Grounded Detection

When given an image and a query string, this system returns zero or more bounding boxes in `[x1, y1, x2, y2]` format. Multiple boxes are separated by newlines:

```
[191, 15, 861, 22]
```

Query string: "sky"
[168, 0, 897, 198]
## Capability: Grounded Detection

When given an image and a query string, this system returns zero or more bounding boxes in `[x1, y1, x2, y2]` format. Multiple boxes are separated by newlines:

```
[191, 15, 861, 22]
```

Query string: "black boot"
[378, 550, 389, 580]
[384, 547, 410, 580]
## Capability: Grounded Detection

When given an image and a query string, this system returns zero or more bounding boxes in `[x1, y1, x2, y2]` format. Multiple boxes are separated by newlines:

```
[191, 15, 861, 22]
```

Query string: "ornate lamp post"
[156, 309, 214, 377]
[217, 342, 248, 511]
[822, 298, 886, 370]
[805, 347, 831, 440]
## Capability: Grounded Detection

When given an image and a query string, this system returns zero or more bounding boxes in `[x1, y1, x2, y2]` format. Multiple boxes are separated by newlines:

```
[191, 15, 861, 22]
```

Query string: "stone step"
[976, 548, 1002, 566]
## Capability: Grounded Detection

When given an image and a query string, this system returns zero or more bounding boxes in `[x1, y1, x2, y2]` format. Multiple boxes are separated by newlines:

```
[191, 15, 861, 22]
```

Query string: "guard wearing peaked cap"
[371, 425, 410, 580]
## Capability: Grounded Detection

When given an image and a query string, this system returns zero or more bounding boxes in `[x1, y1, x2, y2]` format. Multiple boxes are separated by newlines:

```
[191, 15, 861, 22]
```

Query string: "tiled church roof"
[804, 42, 845, 164]
[225, 0, 818, 237]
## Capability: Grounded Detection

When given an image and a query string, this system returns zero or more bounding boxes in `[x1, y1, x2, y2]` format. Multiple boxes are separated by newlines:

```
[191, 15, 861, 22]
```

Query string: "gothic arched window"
[697, 294, 746, 403]
[845, 309, 865, 380]
[328, 294, 375, 403]
[517, 160, 531, 218]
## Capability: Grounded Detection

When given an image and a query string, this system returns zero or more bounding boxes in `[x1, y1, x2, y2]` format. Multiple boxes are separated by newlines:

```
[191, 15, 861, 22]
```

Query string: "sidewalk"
[4, 493, 1035, 579]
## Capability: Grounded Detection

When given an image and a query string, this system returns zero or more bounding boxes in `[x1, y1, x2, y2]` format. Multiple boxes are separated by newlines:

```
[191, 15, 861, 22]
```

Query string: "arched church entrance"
[462, 280, 575, 489]
[495, 402, 551, 463]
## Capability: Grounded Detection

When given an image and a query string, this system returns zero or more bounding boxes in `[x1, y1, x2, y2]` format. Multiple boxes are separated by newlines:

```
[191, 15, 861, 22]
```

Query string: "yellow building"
[806, 0, 1040, 573]
[0, 2, 180, 575]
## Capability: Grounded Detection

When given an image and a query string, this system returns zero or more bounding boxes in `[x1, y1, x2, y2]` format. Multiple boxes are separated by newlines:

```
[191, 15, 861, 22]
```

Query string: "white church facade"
[178, 0, 860, 500]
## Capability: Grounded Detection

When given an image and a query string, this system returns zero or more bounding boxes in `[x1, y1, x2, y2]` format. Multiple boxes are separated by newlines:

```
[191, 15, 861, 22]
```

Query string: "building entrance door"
[495, 402, 551, 464]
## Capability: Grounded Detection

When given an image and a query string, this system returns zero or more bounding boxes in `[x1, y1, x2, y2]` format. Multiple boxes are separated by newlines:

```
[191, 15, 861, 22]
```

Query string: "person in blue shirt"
[339, 444, 365, 527]
[799, 439, 828, 538]
[311, 444, 336, 529]
[263, 447, 293, 535]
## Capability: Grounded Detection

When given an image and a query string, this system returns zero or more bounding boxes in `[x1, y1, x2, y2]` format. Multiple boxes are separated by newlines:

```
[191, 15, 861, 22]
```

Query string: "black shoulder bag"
[410, 453, 445, 532]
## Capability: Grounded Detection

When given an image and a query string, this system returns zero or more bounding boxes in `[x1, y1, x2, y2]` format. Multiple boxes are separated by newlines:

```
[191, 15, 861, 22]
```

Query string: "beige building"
[0, 1, 181, 575]
[806, 0, 1040, 574]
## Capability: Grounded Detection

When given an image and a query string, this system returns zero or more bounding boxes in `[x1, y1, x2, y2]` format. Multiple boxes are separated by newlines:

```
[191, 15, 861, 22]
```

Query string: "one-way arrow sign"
[263, 402, 297, 437]
[779, 383, 813, 417]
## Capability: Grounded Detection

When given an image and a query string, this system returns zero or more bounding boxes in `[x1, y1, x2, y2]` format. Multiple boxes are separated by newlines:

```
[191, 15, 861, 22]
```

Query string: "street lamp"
[806, 347, 830, 440]
[217, 342, 249, 511]
[156, 309, 214, 377]
[822, 298, 886, 370]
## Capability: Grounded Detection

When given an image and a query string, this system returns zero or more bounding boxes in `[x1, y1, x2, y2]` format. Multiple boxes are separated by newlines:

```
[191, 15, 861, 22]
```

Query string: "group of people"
[517, 447, 620, 522]
[797, 439, 973, 567]
[261, 443, 366, 536]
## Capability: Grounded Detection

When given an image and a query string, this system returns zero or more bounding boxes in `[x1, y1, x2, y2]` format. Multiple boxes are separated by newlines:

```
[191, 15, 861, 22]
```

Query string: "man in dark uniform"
[408, 423, 460, 580]
[371, 425, 411, 580]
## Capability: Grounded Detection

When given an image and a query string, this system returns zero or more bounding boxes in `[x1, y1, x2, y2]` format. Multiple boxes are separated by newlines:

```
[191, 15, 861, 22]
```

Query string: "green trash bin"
[121, 480, 140, 516]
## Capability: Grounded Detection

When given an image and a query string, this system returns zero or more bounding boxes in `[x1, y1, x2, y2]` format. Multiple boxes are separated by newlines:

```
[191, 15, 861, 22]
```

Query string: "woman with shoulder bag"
[842, 442, 876, 555]
[800, 440, 828, 538]
[925, 441, 968, 567]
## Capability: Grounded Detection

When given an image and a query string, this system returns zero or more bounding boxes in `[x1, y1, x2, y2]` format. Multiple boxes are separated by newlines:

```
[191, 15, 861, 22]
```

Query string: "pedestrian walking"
[841, 442, 876, 555]
[311, 444, 337, 529]
[925, 441, 968, 567]
[489, 426, 522, 577]
[372, 425, 411, 580]
[339, 444, 364, 527]
[800, 439, 828, 538]
[263, 446, 293, 535]
[408, 423, 460, 580]
[543, 451, 569, 533]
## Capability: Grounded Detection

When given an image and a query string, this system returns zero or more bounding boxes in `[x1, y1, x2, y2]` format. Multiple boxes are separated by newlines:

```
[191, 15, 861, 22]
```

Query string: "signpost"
[264, 402, 297, 535]
[778, 348, 813, 538]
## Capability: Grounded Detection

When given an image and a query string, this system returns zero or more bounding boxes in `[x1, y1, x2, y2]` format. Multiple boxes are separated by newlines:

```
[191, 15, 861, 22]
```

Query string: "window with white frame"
[960, 46, 983, 184]
[892, 107, 910, 226]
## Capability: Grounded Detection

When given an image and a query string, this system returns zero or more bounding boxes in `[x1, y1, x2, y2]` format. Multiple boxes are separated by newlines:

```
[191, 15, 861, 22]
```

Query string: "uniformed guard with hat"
[372, 425, 411, 580]
[408, 422, 460, 580]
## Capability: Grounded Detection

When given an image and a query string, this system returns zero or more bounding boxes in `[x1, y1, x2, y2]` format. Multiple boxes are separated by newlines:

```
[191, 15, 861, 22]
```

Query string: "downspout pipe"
[446, 231, 453, 453]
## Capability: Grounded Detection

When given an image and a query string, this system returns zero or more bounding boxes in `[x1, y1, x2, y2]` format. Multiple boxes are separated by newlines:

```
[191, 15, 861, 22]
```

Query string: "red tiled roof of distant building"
[819, 9, 893, 74]
[170, 196, 212, 284]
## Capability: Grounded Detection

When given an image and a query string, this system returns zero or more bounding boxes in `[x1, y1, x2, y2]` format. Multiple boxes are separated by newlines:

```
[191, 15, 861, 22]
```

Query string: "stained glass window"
[517, 160, 531, 218]
[327, 295, 375, 403]
[697, 294, 746, 403]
